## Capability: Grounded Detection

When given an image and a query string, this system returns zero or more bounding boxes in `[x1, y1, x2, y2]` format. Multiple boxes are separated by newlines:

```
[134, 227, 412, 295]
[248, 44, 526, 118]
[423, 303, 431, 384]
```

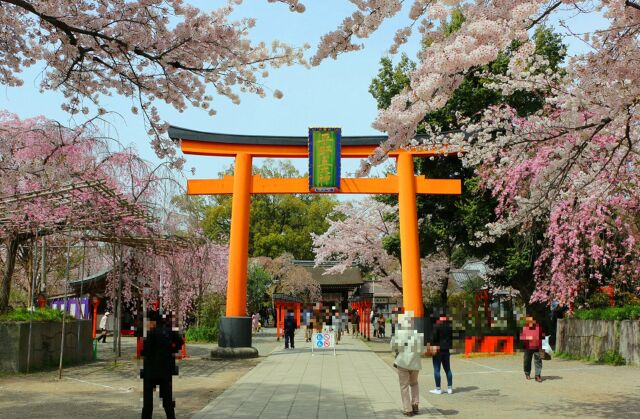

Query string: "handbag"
[425, 344, 439, 357]
[540, 349, 551, 360]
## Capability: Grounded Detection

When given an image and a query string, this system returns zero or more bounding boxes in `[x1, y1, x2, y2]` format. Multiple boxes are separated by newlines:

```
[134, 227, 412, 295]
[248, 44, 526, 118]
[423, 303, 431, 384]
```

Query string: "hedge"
[185, 325, 218, 343]
[573, 305, 640, 321]
[0, 307, 72, 322]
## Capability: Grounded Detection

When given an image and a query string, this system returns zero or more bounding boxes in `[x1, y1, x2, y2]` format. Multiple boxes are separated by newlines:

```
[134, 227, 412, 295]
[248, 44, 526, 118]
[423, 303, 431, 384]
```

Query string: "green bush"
[586, 292, 611, 309]
[614, 292, 640, 307]
[0, 307, 73, 322]
[556, 350, 627, 366]
[185, 325, 218, 343]
[573, 305, 640, 321]
[601, 350, 626, 366]
[195, 293, 224, 329]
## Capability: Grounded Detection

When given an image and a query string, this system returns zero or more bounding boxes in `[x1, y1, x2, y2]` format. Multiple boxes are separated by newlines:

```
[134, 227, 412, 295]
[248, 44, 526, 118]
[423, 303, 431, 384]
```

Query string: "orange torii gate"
[169, 126, 461, 355]
[350, 294, 373, 341]
[272, 293, 302, 341]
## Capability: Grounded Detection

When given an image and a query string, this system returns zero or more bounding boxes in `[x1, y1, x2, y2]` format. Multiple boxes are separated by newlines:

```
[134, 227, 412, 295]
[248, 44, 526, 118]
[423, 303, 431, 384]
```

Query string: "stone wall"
[556, 318, 640, 366]
[0, 320, 93, 373]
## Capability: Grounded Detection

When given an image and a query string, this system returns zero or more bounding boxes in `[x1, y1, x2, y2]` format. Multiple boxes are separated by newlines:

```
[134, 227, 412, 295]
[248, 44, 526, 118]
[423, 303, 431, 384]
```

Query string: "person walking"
[377, 313, 386, 338]
[251, 312, 259, 334]
[371, 311, 378, 338]
[96, 311, 110, 343]
[284, 310, 296, 349]
[429, 315, 454, 395]
[304, 309, 313, 342]
[520, 315, 544, 382]
[391, 311, 424, 417]
[352, 310, 360, 337]
[141, 311, 183, 419]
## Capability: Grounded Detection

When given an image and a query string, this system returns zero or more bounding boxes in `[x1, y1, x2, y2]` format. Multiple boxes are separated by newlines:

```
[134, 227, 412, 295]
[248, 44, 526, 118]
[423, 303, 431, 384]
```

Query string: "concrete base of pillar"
[211, 346, 259, 359]
[218, 316, 252, 348]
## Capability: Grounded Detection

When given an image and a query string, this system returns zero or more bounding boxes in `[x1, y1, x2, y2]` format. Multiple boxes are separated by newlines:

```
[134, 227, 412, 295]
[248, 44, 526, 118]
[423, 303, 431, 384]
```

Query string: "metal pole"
[77, 241, 86, 357]
[41, 237, 46, 293]
[159, 273, 163, 314]
[117, 245, 124, 358]
[26, 233, 38, 374]
[58, 240, 71, 380]
[112, 245, 117, 355]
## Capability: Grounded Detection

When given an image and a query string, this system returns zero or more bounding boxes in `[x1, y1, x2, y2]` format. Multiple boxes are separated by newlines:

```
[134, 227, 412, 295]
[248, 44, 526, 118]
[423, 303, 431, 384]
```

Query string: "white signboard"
[312, 332, 336, 356]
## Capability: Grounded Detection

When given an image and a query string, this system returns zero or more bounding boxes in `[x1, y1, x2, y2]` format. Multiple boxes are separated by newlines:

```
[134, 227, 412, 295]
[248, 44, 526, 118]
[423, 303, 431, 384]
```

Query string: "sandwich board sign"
[312, 332, 336, 356]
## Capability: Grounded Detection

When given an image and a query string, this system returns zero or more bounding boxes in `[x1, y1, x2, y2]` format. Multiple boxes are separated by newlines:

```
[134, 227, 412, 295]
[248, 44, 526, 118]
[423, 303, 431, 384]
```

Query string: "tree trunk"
[439, 263, 451, 306]
[512, 278, 552, 334]
[0, 236, 21, 313]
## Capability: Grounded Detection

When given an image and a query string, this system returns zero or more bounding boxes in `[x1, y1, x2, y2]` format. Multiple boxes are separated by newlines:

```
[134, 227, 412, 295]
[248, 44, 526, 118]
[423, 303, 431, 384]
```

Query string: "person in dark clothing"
[141, 311, 183, 419]
[284, 310, 296, 349]
[429, 315, 453, 395]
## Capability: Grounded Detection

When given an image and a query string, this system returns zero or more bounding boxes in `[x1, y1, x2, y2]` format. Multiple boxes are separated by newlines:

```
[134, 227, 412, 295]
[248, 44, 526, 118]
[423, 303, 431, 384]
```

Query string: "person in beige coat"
[390, 311, 425, 416]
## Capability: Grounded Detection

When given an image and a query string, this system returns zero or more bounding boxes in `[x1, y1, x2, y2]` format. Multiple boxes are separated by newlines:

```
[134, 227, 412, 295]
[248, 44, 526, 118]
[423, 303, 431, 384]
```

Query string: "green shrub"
[586, 292, 611, 309]
[0, 307, 73, 322]
[601, 350, 626, 366]
[614, 292, 640, 307]
[185, 325, 218, 343]
[556, 351, 626, 366]
[195, 293, 224, 329]
[573, 305, 640, 321]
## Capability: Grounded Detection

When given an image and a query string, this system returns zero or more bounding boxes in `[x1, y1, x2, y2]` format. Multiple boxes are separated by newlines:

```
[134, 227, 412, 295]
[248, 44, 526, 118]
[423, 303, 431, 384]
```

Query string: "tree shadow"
[537, 389, 640, 418]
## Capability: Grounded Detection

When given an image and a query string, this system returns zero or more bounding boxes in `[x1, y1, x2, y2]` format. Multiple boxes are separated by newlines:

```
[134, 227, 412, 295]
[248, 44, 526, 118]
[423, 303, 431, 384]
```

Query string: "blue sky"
[1, 1, 606, 186]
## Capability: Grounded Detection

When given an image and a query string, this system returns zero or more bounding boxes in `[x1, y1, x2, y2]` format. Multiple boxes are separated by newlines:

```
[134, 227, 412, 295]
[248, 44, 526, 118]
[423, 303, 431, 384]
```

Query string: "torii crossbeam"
[170, 126, 462, 354]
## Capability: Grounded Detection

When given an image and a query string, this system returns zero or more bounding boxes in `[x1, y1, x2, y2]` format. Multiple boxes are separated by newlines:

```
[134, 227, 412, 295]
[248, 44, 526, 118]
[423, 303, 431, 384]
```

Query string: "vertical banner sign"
[309, 127, 341, 192]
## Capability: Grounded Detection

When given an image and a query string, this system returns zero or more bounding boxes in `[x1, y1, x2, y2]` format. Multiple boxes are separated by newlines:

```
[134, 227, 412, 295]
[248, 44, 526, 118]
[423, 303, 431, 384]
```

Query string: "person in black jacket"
[141, 311, 183, 419]
[429, 315, 454, 395]
[284, 310, 296, 349]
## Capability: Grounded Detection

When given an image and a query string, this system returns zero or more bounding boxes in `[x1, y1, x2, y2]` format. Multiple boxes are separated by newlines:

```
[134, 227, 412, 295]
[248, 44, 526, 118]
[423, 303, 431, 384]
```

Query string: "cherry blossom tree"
[313, 197, 452, 297]
[256, 254, 321, 303]
[301, 1, 640, 306]
[0, 112, 155, 312]
[312, 197, 398, 278]
[109, 240, 228, 321]
[0, 0, 307, 165]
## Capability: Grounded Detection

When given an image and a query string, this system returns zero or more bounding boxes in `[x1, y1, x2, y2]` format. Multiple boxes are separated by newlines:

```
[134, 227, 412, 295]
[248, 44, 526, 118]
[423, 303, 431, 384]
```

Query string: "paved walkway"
[194, 336, 440, 419]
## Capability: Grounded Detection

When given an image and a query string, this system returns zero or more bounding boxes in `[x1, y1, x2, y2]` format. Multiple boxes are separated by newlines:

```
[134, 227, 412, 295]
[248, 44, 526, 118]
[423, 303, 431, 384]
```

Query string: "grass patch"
[185, 326, 218, 343]
[0, 307, 74, 322]
[573, 305, 640, 321]
[555, 351, 627, 366]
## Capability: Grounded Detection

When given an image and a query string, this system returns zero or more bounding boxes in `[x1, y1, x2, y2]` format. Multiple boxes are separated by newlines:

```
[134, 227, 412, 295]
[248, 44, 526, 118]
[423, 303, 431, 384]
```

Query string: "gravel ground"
[0, 329, 281, 419]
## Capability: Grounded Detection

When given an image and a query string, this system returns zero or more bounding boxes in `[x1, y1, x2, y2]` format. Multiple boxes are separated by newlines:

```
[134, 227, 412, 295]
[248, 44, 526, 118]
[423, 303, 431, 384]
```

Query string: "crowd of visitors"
[258, 300, 548, 417]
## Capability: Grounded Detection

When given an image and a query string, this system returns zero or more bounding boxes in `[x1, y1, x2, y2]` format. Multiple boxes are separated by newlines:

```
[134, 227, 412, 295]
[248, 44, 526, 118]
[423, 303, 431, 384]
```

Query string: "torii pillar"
[169, 126, 461, 356]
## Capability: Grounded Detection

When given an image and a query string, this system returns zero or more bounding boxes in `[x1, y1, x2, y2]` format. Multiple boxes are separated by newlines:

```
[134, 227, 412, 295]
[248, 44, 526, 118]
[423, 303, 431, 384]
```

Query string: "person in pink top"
[520, 315, 544, 382]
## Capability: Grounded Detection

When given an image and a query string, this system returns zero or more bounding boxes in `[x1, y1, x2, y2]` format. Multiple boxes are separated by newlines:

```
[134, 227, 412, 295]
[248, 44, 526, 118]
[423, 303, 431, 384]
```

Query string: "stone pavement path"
[194, 336, 441, 419]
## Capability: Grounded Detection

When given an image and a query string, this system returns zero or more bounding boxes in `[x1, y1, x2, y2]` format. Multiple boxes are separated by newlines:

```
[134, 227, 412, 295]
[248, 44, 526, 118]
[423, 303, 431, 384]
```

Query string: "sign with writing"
[311, 332, 336, 356]
[309, 127, 341, 192]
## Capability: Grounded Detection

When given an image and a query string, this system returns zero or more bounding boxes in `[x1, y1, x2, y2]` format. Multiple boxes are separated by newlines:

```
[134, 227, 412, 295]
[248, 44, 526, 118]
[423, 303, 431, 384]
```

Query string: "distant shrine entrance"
[169, 126, 461, 354]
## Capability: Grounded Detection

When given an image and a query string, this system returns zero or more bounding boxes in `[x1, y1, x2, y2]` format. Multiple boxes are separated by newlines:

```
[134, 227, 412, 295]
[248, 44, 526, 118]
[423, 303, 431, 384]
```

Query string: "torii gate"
[169, 126, 461, 354]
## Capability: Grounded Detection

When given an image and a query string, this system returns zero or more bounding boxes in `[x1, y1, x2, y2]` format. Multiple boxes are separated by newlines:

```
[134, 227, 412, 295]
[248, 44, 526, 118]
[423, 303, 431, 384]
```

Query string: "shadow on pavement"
[437, 409, 460, 416]
[451, 386, 479, 393]
[537, 390, 640, 417]
[541, 375, 562, 381]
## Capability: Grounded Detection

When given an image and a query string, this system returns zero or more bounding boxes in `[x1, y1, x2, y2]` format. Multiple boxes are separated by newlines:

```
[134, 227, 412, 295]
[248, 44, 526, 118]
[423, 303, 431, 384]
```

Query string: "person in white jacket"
[390, 311, 424, 417]
[97, 311, 110, 343]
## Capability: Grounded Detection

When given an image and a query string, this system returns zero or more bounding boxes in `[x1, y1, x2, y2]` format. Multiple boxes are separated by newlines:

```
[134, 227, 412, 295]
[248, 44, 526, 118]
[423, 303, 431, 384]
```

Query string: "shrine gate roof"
[168, 125, 432, 147]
